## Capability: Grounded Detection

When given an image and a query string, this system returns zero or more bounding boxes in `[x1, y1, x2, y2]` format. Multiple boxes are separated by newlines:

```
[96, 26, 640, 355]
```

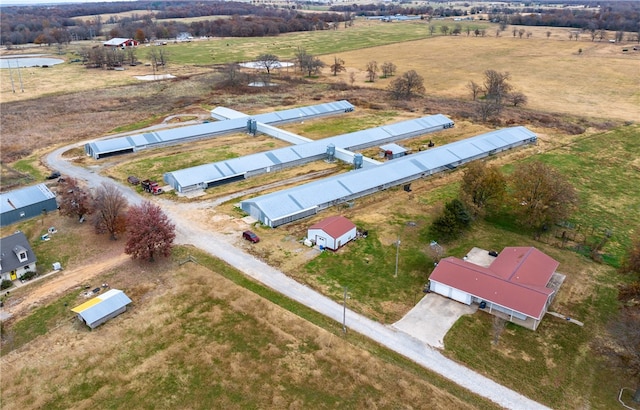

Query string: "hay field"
[0, 253, 492, 410]
[319, 33, 640, 122]
[2, 21, 637, 121]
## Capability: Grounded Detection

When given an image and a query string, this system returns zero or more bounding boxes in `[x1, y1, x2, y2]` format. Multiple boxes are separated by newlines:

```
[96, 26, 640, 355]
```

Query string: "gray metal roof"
[85, 100, 355, 158]
[164, 114, 453, 191]
[241, 127, 536, 226]
[380, 143, 407, 154]
[0, 184, 56, 214]
[0, 231, 37, 274]
[72, 289, 132, 326]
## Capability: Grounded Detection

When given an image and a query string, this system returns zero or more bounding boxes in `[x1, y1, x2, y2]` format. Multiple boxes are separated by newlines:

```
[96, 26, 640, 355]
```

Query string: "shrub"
[21, 271, 37, 281]
[1, 279, 13, 290]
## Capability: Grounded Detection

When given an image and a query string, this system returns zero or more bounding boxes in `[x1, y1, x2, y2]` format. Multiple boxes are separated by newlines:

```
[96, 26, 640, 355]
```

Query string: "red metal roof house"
[103, 38, 139, 47]
[429, 247, 559, 330]
[307, 215, 357, 251]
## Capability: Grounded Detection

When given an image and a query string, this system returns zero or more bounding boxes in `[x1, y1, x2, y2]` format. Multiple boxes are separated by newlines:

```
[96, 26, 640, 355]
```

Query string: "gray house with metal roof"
[0, 231, 37, 281]
[163, 114, 454, 193]
[240, 126, 537, 227]
[0, 184, 58, 227]
[84, 101, 355, 159]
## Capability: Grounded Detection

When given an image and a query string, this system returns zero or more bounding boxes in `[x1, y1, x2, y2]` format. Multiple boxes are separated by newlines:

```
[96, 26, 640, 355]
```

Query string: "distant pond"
[0, 54, 64, 69]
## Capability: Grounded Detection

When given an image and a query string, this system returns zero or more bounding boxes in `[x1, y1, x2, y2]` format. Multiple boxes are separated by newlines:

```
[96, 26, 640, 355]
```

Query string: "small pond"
[0, 55, 65, 69]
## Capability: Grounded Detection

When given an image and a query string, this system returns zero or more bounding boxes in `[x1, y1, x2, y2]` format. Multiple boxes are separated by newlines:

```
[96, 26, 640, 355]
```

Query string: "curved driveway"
[47, 142, 550, 410]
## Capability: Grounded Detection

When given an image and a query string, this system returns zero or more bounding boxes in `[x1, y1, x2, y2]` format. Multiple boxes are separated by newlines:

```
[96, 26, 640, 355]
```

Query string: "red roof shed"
[307, 216, 357, 251]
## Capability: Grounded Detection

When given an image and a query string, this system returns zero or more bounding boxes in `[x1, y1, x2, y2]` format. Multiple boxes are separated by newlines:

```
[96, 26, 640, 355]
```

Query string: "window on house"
[19, 212, 25, 217]
[18, 252, 27, 262]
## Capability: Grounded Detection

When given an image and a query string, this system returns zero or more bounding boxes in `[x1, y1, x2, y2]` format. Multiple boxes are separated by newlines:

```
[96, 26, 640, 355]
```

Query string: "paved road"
[46, 141, 551, 410]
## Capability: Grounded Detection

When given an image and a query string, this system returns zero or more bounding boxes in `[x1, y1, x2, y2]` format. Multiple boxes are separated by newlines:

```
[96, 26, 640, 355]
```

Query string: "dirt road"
[2, 251, 129, 321]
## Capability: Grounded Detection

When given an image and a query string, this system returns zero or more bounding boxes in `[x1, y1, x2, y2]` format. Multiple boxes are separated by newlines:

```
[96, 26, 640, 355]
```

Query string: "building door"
[10, 271, 17, 280]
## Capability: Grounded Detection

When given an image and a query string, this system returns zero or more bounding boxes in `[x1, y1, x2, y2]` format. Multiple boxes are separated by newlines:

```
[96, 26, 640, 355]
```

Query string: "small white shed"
[307, 215, 357, 251]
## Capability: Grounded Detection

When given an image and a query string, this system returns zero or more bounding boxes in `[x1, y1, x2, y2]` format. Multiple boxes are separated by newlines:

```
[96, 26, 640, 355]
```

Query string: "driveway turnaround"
[392, 292, 477, 349]
[47, 138, 551, 410]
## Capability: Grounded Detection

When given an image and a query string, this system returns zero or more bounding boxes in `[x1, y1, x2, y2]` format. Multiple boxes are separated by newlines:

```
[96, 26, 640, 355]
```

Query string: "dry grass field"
[1, 17, 639, 410]
[0, 256, 490, 410]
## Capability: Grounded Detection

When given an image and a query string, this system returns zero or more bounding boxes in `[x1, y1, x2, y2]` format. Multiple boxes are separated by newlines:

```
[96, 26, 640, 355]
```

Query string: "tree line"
[1, 1, 348, 46]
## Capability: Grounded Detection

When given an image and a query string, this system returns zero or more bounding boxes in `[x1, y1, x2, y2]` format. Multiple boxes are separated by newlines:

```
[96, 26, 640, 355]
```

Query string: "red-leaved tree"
[125, 201, 175, 262]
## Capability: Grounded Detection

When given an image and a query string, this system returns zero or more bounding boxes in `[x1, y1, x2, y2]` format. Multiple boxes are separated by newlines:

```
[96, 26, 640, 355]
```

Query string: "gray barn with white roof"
[163, 114, 454, 193]
[241, 126, 536, 227]
[85, 101, 355, 159]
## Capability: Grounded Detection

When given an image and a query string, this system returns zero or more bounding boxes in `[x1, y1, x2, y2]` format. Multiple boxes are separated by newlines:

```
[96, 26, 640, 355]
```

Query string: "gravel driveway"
[46, 135, 551, 410]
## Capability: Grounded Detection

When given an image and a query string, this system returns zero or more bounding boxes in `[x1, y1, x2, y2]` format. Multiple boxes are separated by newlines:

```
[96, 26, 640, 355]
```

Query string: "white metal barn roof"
[240, 127, 536, 227]
[163, 114, 454, 192]
[84, 100, 355, 159]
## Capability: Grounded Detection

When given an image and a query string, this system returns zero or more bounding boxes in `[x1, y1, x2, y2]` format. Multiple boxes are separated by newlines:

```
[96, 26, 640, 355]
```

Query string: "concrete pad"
[392, 292, 477, 349]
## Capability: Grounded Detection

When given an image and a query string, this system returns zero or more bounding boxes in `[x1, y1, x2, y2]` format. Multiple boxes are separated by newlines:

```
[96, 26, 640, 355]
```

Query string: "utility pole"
[7, 61, 15, 93]
[16, 61, 24, 92]
[342, 286, 348, 334]
[394, 236, 401, 278]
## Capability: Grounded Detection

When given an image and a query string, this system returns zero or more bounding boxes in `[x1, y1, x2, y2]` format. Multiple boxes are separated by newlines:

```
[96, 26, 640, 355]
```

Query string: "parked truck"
[141, 179, 163, 195]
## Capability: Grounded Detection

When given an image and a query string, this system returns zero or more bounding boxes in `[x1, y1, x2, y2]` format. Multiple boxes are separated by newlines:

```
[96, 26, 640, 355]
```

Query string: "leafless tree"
[388, 70, 425, 100]
[125, 201, 175, 262]
[330, 56, 346, 76]
[349, 71, 356, 87]
[223, 63, 243, 87]
[546, 31, 552, 39]
[57, 177, 93, 222]
[475, 99, 501, 122]
[256, 53, 280, 76]
[365, 60, 378, 82]
[467, 80, 482, 101]
[93, 182, 128, 240]
[301, 55, 325, 77]
[506, 91, 528, 107]
[518, 29, 526, 39]
[295, 46, 310, 73]
[429, 25, 436, 36]
[440, 25, 449, 36]
[126, 47, 137, 66]
[483, 69, 512, 106]
[380, 61, 396, 78]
